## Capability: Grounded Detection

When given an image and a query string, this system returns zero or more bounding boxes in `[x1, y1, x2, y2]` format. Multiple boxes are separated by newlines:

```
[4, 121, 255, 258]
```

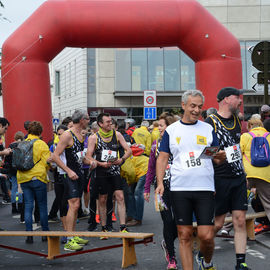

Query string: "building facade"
[50, 0, 270, 123]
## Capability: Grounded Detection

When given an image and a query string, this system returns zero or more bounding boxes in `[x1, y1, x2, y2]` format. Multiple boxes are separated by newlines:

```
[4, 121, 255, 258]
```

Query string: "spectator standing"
[240, 118, 270, 231]
[17, 121, 51, 244]
[132, 121, 152, 156]
[151, 121, 160, 144]
[4, 131, 24, 214]
[125, 118, 136, 136]
[260, 104, 270, 122]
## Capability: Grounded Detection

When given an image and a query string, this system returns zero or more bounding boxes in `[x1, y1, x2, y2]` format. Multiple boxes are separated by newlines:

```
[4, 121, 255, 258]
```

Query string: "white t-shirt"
[159, 120, 219, 192]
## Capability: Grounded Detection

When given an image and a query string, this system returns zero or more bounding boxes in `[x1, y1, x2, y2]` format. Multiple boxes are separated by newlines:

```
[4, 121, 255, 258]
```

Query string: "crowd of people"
[0, 87, 270, 270]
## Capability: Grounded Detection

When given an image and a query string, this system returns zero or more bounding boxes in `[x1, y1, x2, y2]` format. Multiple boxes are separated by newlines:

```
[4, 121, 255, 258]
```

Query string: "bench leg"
[122, 238, 137, 268]
[246, 218, 255, 240]
[47, 236, 60, 260]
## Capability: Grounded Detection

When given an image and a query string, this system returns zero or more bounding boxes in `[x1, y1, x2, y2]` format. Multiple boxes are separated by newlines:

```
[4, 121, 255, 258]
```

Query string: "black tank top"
[95, 130, 120, 177]
[65, 130, 84, 177]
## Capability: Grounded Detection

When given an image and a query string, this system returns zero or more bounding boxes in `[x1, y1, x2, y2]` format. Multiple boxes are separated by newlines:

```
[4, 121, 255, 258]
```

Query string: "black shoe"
[42, 236, 47, 242]
[106, 225, 114, 232]
[235, 263, 251, 270]
[2, 199, 11, 205]
[0, 227, 5, 231]
[88, 223, 98, 231]
[26, 236, 33, 244]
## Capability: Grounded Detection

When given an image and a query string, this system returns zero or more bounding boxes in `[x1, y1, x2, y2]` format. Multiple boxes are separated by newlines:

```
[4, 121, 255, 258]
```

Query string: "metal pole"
[264, 41, 269, 104]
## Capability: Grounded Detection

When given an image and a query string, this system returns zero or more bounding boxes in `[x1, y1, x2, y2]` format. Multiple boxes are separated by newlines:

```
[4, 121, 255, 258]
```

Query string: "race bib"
[225, 144, 242, 163]
[181, 151, 204, 170]
[101, 149, 117, 162]
[76, 148, 87, 164]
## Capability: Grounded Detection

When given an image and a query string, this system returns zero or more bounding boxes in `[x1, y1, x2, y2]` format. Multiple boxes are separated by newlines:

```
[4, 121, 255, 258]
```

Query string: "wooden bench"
[0, 231, 154, 268]
[192, 211, 266, 250]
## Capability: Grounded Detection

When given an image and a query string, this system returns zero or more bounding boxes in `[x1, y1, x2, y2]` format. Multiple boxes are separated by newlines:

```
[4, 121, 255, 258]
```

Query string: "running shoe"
[100, 228, 108, 240]
[120, 227, 129, 233]
[2, 199, 11, 205]
[198, 260, 216, 270]
[254, 223, 264, 233]
[107, 224, 114, 232]
[161, 239, 169, 262]
[195, 252, 204, 266]
[167, 256, 178, 270]
[112, 212, 117, 222]
[64, 239, 83, 251]
[263, 224, 270, 231]
[73, 236, 89, 246]
[235, 263, 251, 270]
[88, 223, 98, 231]
[220, 229, 229, 236]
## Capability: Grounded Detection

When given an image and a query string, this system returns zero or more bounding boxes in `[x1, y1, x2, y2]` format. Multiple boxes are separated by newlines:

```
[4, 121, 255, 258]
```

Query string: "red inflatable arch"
[2, 0, 242, 144]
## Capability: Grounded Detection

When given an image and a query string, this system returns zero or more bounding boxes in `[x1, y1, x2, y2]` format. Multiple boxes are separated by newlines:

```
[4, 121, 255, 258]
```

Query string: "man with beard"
[205, 87, 250, 270]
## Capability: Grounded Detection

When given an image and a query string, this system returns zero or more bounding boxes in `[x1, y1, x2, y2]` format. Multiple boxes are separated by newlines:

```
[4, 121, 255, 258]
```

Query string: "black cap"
[217, 87, 244, 102]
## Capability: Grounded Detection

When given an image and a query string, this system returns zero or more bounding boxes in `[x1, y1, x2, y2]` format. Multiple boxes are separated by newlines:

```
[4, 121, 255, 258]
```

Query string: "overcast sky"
[0, 0, 46, 48]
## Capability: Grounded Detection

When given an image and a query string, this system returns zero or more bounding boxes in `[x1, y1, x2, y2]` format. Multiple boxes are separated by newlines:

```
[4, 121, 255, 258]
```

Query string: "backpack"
[245, 132, 270, 167]
[12, 139, 40, 171]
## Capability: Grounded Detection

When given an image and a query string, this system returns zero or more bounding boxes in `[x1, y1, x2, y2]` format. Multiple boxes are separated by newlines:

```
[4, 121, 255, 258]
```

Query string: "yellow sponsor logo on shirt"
[176, 137, 181, 145]
[197, 135, 207, 145]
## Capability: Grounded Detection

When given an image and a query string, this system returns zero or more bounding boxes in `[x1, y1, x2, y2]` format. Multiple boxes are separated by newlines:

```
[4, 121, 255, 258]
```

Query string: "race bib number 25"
[225, 144, 241, 163]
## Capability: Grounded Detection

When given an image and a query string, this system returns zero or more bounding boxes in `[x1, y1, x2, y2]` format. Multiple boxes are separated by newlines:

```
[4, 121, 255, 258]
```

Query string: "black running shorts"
[96, 175, 123, 195]
[63, 174, 83, 200]
[214, 174, 248, 216]
[171, 191, 215, 226]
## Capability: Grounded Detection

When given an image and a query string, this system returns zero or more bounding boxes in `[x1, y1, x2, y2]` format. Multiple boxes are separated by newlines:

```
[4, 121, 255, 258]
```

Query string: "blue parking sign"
[144, 107, 157, 120]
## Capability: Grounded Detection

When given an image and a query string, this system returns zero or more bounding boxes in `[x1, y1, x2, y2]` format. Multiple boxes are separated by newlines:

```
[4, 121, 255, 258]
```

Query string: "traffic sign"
[251, 41, 270, 71]
[144, 90, 156, 107]
[144, 107, 157, 120]
[53, 118, 59, 125]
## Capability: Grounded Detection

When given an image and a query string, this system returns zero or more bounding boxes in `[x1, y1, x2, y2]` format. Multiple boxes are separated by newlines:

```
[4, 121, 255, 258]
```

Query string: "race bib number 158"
[181, 151, 203, 170]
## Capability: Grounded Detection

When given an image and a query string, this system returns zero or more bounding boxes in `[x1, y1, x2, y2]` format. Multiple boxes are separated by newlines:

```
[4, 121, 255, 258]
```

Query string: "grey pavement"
[0, 187, 270, 269]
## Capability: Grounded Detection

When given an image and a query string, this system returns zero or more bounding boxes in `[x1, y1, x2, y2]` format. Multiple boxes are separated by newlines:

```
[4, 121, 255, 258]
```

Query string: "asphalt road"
[0, 188, 270, 270]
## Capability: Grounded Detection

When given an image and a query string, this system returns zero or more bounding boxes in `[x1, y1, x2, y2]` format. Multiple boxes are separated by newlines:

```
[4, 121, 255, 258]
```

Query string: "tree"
[0, 1, 11, 22]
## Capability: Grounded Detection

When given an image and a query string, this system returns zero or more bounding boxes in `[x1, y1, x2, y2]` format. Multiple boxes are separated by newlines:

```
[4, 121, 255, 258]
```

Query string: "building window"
[148, 48, 164, 90]
[55, 70, 60, 96]
[132, 49, 147, 91]
[115, 49, 131, 91]
[180, 51, 195, 90]
[164, 47, 180, 91]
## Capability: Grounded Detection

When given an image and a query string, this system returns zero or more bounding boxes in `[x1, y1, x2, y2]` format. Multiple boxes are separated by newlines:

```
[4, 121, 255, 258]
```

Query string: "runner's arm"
[113, 131, 132, 165]
[52, 131, 78, 180]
